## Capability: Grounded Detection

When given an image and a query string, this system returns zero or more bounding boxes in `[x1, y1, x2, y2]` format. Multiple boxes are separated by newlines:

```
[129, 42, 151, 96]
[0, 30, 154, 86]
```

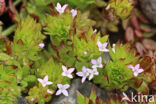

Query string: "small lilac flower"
[37, 75, 53, 87]
[128, 64, 144, 77]
[76, 66, 89, 83]
[87, 68, 99, 80]
[39, 43, 45, 48]
[56, 84, 70, 96]
[97, 40, 109, 52]
[56, 3, 67, 14]
[112, 44, 116, 53]
[62, 65, 75, 78]
[91, 57, 103, 68]
[71, 9, 77, 18]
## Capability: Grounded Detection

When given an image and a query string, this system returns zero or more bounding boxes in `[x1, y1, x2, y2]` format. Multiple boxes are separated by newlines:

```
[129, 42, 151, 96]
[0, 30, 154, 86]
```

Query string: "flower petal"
[128, 65, 135, 71]
[138, 68, 144, 73]
[76, 72, 83, 77]
[63, 84, 70, 89]
[56, 90, 62, 95]
[46, 81, 53, 85]
[81, 77, 86, 83]
[97, 40, 102, 47]
[92, 65, 97, 69]
[62, 90, 68, 96]
[97, 57, 102, 63]
[68, 68, 75, 73]
[134, 72, 138, 77]
[135, 64, 140, 69]
[57, 84, 63, 89]
[42, 83, 47, 87]
[37, 78, 43, 84]
[91, 59, 97, 65]
[98, 64, 103, 68]
[67, 74, 73, 78]
[104, 49, 109, 52]
[82, 66, 87, 72]
[102, 42, 108, 48]
[87, 68, 93, 73]
[62, 65, 67, 72]
[62, 4, 67, 11]
[44, 75, 49, 82]
[62, 72, 67, 76]
[57, 3, 61, 9]
[89, 74, 94, 80]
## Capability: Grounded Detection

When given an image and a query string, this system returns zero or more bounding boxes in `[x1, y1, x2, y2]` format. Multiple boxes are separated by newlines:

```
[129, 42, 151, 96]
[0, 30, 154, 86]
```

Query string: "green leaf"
[77, 91, 90, 104]
[89, 86, 97, 103]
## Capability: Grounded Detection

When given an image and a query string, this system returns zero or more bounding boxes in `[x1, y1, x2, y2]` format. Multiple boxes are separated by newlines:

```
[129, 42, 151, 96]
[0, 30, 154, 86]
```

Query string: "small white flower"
[62, 65, 75, 78]
[56, 84, 70, 96]
[91, 57, 103, 68]
[39, 43, 45, 48]
[97, 40, 109, 52]
[112, 44, 116, 53]
[47, 89, 53, 94]
[56, 3, 68, 14]
[87, 68, 99, 80]
[37, 75, 53, 87]
[76, 66, 89, 83]
[84, 51, 88, 55]
[128, 64, 144, 77]
[71, 9, 77, 18]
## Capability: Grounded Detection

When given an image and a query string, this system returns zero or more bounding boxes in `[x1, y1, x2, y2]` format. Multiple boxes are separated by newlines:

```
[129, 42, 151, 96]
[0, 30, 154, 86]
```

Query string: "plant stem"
[1, 24, 17, 37]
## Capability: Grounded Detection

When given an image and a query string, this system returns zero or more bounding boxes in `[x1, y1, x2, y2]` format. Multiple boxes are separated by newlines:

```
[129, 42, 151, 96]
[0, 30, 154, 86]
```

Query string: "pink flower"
[91, 57, 103, 68]
[61, 65, 75, 78]
[76, 66, 89, 83]
[55, 3, 67, 14]
[97, 40, 109, 52]
[128, 64, 144, 77]
[71, 9, 77, 18]
[56, 84, 70, 96]
[37, 75, 53, 87]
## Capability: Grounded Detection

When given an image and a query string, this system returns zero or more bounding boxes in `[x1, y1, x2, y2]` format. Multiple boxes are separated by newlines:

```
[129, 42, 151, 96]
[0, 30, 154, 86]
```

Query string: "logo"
[121, 92, 155, 103]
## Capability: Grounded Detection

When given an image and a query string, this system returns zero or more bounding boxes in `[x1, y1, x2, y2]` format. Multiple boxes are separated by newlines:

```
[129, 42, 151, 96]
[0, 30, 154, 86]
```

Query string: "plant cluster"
[0, 0, 155, 104]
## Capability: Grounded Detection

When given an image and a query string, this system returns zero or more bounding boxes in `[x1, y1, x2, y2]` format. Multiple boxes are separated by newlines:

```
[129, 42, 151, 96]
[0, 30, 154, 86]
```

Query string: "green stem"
[1, 24, 17, 37]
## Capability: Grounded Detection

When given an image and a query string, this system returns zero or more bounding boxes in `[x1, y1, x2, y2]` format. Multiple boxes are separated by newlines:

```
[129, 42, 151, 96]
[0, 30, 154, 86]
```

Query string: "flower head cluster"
[38, 74, 71, 96]
[76, 66, 99, 83]
[128, 64, 144, 77]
